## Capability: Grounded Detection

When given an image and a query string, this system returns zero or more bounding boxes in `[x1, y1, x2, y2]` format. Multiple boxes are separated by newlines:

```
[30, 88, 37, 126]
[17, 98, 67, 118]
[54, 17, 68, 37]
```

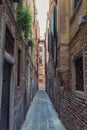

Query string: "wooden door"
[1, 61, 11, 130]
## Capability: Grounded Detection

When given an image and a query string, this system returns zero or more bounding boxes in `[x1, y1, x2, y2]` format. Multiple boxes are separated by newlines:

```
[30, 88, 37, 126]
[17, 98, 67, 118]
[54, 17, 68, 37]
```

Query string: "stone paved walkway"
[21, 90, 66, 130]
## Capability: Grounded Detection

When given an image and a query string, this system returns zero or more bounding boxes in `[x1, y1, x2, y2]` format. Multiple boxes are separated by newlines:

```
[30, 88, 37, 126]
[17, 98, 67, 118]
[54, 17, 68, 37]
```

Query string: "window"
[39, 56, 42, 64]
[75, 55, 84, 91]
[40, 46, 43, 52]
[5, 26, 14, 56]
[0, 0, 2, 4]
[72, 51, 84, 92]
[17, 49, 21, 86]
[54, 4, 57, 39]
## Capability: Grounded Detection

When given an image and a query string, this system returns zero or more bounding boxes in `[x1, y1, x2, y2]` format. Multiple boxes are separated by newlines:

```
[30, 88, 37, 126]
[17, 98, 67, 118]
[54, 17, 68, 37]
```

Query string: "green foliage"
[17, 1, 32, 39]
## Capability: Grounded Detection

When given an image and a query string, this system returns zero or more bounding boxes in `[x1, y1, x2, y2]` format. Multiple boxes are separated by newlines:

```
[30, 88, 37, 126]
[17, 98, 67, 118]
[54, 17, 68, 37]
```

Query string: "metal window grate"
[5, 26, 14, 55]
[75, 56, 84, 91]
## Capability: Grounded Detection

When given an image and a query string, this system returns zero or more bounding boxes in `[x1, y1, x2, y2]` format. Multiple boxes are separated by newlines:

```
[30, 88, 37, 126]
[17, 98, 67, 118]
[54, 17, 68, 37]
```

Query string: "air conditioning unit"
[78, 13, 87, 26]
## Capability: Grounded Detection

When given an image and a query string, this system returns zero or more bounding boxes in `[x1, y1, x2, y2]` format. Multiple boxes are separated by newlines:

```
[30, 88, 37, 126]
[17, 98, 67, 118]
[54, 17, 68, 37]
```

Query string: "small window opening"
[17, 49, 21, 86]
[75, 55, 84, 91]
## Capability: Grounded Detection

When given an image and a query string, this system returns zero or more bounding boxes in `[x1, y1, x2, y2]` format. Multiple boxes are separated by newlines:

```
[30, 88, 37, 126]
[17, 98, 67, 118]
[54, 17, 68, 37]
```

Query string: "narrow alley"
[21, 90, 66, 130]
[0, 0, 87, 130]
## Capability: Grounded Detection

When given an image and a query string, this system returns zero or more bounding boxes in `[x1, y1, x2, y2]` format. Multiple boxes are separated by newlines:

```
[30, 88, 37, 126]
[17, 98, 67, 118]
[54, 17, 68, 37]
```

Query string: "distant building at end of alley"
[38, 40, 46, 90]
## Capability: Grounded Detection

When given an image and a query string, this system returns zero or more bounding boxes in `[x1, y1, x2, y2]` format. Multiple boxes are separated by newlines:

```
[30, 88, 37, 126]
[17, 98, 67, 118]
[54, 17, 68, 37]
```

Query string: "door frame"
[1, 51, 15, 130]
[0, 20, 15, 130]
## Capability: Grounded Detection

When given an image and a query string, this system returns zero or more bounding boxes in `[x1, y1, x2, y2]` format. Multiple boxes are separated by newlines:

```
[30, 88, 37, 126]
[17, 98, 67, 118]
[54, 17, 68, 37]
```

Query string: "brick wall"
[0, 2, 38, 130]
[46, 1, 87, 129]
[52, 23, 87, 130]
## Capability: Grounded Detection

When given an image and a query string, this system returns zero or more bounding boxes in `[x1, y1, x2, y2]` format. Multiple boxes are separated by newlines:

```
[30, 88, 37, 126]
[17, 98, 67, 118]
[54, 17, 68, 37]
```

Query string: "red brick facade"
[46, 0, 87, 129]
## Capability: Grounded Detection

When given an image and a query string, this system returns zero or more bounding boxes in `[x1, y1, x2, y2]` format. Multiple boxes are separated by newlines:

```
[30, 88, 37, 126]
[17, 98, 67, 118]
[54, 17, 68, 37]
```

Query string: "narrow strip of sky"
[36, 0, 49, 38]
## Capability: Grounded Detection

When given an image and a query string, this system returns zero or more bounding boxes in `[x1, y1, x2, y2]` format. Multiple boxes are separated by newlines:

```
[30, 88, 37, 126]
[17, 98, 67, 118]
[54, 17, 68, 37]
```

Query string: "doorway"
[1, 61, 11, 130]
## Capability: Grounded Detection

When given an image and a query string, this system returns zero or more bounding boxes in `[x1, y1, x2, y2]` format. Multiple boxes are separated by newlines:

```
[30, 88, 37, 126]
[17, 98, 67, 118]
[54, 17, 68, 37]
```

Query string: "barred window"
[74, 54, 84, 91]
[5, 26, 14, 56]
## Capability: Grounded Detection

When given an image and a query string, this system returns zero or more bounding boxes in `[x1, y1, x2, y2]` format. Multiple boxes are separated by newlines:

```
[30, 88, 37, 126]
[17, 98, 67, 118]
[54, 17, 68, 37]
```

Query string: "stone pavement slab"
[21, 90, 66, 130]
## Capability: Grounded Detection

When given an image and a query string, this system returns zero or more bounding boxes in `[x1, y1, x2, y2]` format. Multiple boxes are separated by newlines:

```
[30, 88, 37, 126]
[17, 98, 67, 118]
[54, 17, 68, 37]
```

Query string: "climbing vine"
[17, 1, 32, 39]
